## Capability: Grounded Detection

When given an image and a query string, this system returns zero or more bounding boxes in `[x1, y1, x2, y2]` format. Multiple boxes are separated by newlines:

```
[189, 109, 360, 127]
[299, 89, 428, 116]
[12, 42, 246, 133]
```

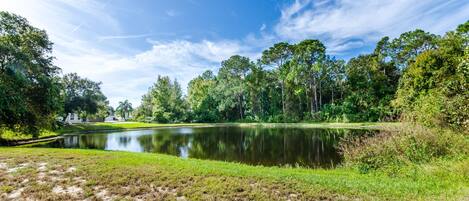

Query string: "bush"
[340, 125, 469, 174]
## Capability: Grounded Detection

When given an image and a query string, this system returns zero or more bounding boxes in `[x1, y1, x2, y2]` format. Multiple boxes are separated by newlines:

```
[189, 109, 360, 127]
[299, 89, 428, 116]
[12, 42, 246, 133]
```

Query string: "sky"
[1, 0, 468, 108]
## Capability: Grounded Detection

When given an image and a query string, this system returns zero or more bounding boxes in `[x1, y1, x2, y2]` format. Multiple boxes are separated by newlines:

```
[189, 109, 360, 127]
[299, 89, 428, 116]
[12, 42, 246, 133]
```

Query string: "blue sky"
[1, 0, 468, 107]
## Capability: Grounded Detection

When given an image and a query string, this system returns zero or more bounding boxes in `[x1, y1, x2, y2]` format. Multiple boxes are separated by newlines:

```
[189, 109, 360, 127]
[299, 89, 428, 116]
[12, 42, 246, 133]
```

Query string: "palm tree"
[116, 100, 133, 121]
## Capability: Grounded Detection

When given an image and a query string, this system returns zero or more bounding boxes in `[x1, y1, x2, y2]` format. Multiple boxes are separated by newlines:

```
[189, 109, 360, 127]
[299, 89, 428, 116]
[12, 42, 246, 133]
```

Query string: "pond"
[32, 126, 377, 168]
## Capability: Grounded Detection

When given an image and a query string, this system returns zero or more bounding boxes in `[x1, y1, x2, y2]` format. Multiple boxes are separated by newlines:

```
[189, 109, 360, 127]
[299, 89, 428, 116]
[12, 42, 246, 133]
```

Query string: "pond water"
[32, 126, 377, 168]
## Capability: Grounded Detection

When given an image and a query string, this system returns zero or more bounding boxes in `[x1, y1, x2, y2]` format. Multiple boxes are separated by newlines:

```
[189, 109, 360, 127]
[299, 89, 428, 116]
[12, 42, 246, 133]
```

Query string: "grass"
[0, 147, 468, 200]
[0, 128, 58, 141]
[57, 122, 210, 134]
[59, 121, 402, 133]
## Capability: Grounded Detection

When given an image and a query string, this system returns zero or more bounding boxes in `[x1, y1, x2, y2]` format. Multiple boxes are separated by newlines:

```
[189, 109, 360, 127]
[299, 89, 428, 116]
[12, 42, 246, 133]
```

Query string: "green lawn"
[0, 148, 467, 200]
[59, 122, 402, 134]
[0, 128, 58, 141]
[57, 122, 210, 134]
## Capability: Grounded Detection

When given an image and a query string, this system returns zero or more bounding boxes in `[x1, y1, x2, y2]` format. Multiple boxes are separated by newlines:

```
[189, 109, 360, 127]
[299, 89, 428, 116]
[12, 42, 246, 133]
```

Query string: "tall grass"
[340, 125, 469, 175]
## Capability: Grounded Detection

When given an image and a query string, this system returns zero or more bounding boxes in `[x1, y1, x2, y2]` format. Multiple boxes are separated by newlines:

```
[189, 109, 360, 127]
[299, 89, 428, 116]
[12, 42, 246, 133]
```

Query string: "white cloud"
[97, 33, 154, 41]
[260, 23, 266, 31]
[0, 0, 258, 107]
[275, 0, 469, 54]
[55, 38, 256, 107]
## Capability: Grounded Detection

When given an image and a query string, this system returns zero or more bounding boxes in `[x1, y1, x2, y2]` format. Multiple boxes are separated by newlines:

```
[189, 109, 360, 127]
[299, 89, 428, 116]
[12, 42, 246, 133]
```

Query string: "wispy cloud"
[275, 0, 469, 55]
[71, 22, 84, 33]
[54, 39, 257, 106]
[260, 23, 266, 32]
[98, 33, 154, 41]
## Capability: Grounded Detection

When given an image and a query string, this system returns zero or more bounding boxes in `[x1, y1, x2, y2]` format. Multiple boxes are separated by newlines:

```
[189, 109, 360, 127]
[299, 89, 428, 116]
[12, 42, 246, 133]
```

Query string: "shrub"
[340, 125, 469, 174]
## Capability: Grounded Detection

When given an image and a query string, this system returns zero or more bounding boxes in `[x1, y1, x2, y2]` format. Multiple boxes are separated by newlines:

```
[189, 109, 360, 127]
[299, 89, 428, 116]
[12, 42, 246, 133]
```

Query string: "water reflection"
[33, 126, 376, 168]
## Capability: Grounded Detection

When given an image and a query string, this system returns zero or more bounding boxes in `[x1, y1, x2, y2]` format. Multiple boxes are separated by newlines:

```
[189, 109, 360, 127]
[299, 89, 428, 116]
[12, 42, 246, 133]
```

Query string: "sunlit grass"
[0, 128, 58, 141]
[0, 147, 467, 200]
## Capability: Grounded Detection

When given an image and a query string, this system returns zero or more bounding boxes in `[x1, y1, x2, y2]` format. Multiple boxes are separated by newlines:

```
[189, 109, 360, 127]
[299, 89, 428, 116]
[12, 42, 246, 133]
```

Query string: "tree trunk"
[238, 95, 243, 120]
[281, 80, 286, 116]
[310, 82, 314, 116]
[298, 94, 302, 117]
[319, 81, 322, 109]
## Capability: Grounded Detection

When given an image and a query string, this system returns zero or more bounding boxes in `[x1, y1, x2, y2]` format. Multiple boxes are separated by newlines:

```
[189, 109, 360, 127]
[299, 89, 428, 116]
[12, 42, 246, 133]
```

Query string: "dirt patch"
[37, 162, 47, 172]
[0, 162, 7, 169]
[95, 188, 116, 201]
[7, 187, 24, 199]
[6, 163, 29, 173]
[52, 185, 83, 197]
[66, 167, 76, 173]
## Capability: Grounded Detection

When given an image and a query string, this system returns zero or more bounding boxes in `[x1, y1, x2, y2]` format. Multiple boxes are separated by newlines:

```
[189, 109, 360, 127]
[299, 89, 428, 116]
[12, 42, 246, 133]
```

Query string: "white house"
[105, 114, 117, 122]
[63, 113, 85, 124]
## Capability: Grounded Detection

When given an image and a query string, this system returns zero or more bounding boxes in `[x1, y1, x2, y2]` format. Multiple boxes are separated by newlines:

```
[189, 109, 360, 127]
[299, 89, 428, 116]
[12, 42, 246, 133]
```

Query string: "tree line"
[134, 21, 468, 131]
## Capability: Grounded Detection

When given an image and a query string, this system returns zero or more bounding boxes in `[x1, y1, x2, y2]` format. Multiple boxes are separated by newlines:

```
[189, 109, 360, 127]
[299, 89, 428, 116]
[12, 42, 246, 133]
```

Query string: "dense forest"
[134, 21, 468, 131]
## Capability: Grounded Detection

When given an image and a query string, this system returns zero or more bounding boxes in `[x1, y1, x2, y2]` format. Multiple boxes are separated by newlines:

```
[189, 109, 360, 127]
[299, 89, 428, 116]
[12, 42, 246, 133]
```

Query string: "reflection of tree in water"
[136, 129, 192, 156]
[118, 136, 132, 146]
[77, 134, 108, 149]
[33, 133, 109, 150]
[35, 127, 377, 168]
[187, 127, 374, 168]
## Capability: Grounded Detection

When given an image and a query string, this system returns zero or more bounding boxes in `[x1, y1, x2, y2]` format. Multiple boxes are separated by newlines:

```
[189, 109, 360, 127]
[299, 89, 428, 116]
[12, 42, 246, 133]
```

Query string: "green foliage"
[61, 73, 109, 121]
[140, 75, 187, 123]
[116, 100, 132, 120]
[187, 70, 219, 122]
[138, 23, 465, 126]
[341, 126, 469, 175]
[393, 21, 469, 130]
[0, 11, 62, 135]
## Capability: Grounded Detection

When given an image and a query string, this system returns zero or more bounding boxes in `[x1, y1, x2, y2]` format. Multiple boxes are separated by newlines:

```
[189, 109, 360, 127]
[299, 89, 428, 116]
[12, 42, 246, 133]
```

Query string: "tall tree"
[261, 42, 293, 116]
[292, 40, 326, 115]
[150, 76, 186, 123]
[187, 70, 218, 122]
[389, 29, 438, 70]
[0, 11, 62, 134]
[217, 55, 254, 120]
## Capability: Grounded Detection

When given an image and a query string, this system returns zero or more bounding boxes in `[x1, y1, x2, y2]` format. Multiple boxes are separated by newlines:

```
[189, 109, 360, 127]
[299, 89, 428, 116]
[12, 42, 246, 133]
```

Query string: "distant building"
[63, 113, 85, 124]
[105, 114, 117, 122]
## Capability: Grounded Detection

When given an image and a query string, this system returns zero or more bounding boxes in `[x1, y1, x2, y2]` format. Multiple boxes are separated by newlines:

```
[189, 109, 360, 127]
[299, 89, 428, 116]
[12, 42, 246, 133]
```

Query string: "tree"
[291, 39, 326, 115]
[133, 91, 153, 122]
[62, 73, 109, 121]
[393, 21, 469, 129]
[0, 11, 62, 135]
[116, 100, 133, 121]
[261, 42, 293, 117]
[150, 76, 187, 123]
[216, 55, 254, 120]
[389, 29, 438, 70]
[187, 70, 219, 122]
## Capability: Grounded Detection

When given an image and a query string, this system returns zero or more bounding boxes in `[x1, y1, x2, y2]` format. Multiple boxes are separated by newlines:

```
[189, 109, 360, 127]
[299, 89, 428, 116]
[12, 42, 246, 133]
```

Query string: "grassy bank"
[57, 122, 210, 134]
[0, 128, 58, 141]
[2, 121, 401, 142]
[0, 148, 467, 200]
[59, 122, 402, 133]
